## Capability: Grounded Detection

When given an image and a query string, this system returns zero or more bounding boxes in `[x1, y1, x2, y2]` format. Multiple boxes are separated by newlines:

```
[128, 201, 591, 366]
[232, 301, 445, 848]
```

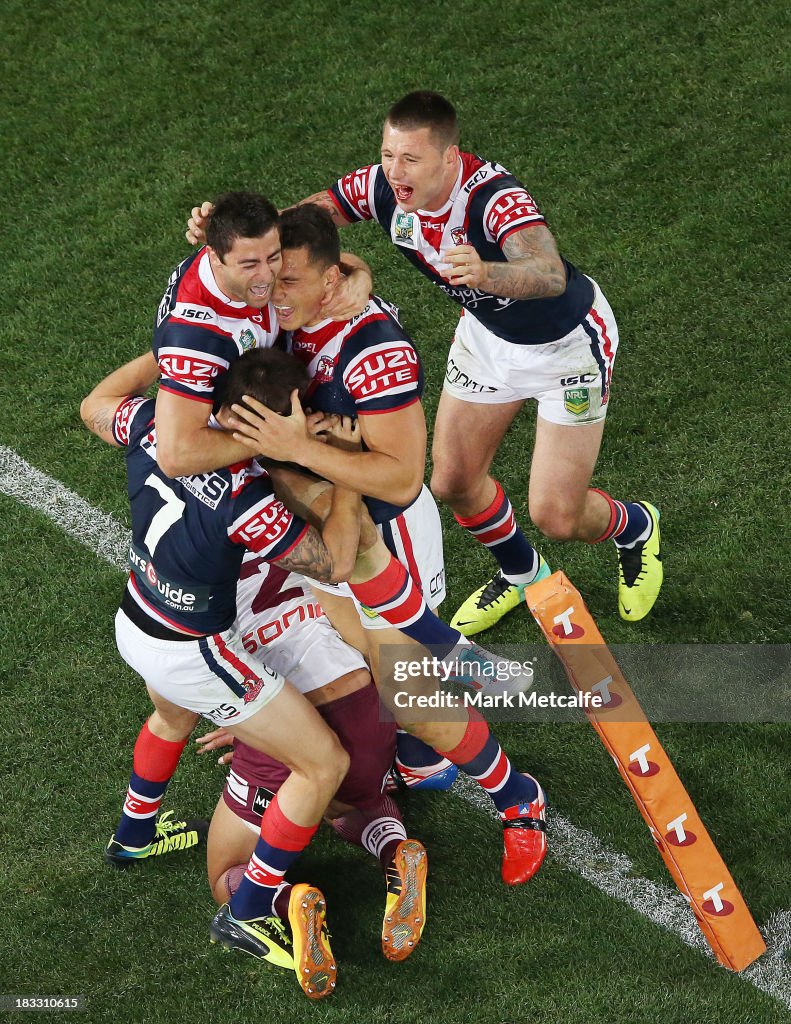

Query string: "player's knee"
[148, 706, 198, 741]
[530, 500, 582, 542]
[430, 467, 473, 507]
[307, 733, 350, 794]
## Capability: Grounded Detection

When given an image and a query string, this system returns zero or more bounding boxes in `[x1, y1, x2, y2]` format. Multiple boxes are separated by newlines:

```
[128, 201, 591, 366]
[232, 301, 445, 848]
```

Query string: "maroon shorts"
[222, 683, 396, 827]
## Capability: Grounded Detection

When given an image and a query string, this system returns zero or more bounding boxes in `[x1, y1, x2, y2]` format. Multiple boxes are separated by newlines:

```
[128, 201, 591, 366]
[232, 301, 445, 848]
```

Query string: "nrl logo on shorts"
[564, 387, 590, 416]
[238, 328, 256, 352]
[451, 227, 467, 246]
[393, 212, 416, 246]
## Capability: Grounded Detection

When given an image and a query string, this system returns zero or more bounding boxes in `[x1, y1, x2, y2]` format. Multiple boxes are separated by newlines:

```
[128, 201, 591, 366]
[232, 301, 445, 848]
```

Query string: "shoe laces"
[476, 572, 514, 608]
[265, 915, 293, 947]
[154, 810, 186, 837]
[618, 544, 647, 587]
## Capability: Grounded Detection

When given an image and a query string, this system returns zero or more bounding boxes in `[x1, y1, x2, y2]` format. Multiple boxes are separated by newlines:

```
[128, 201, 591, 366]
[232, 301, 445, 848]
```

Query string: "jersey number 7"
[143, 475, 186, 555]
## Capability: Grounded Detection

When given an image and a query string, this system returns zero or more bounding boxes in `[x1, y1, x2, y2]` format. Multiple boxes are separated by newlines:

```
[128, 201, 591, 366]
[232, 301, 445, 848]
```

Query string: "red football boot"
[499, 774, 547, 885]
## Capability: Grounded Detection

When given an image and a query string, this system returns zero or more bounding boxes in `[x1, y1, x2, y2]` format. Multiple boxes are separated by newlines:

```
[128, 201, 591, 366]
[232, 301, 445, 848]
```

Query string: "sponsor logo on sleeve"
[233, 498, 293, 549]
[485, 188, 543, 239]
[340, 167, 371, 216]
[345, 343, 420, 400]
[114, 397, 146, 446]
[158, 349, 228, 390]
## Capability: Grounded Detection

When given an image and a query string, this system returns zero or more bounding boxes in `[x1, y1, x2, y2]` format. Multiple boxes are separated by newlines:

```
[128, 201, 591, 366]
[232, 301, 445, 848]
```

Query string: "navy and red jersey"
[113, 396, 308, 635]
[152, 247, 280, 405]
[329, 153, 594, 346]
[286, 295, 424, 523]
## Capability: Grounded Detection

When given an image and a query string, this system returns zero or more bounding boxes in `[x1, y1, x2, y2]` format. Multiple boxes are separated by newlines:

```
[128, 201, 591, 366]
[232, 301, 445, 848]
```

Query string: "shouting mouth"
[274, 304, 296, 322]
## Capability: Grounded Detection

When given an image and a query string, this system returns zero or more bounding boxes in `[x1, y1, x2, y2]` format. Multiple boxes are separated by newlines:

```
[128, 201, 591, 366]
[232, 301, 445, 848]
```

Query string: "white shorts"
[235, 569, 367, 696]
[443, 278, 619, 425]
[115, 608, 285, 726]
[311, 484, 446, 630]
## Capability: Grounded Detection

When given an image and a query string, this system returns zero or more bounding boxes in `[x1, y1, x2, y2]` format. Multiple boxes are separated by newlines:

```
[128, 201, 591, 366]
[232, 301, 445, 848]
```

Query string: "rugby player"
[222, 368, 549, 889]
[198, 553, 428, 963]
[153, 190, 371, 478]
[229, 203, 461, 790]
[82, 348, 547, 1001]
[188, 94, 663, 632]
[81, 349, 362, 999]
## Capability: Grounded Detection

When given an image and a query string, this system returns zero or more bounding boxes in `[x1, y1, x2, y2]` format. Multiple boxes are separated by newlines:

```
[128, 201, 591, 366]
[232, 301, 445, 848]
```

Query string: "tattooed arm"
[442, 224, 567, 300]
[273, 484, 360, 584]
[274, 524, 337, 582]
[297, 190, 353, 228]
[80, 352, 159, 446]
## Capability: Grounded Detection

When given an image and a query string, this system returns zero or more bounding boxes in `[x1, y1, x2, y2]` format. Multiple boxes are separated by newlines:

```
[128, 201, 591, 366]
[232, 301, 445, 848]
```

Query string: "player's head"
[214, 347, 310, 417]
[272, 204, 344, 331]
[205, 191, 282, 309]
[382, 91, 460, 214]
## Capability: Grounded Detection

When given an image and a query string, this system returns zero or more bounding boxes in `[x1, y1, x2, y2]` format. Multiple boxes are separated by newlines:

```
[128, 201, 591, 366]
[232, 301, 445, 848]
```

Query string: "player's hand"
[441, 243, 487, 288]
[185, 201, 214, 246]
[229, 389, 311, 462]
[321, 267, 372, 321]
[306, 410, 341, 442]
[325, 414, 361, 452]
[196, 727, 234, 765]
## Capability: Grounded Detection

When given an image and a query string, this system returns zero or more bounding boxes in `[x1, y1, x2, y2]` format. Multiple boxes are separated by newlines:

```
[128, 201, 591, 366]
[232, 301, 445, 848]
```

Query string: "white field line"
[2, 442, 789, 1013]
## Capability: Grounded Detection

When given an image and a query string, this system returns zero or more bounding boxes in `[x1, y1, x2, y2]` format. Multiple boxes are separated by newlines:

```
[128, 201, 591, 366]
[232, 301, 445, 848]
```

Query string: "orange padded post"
[526, 571, 765, 972]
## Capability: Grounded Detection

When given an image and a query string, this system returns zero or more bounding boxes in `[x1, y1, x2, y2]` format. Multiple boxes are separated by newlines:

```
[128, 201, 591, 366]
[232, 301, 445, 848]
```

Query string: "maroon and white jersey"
[152, 248, 279, 405]
[329, 153, 594, 346]
[236, 555, 325, 655]
[234, 553, 367, 696]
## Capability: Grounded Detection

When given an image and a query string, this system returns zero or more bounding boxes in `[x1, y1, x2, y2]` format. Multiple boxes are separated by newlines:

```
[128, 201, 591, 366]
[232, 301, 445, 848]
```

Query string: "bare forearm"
[296, 437, 421, 506]
[320, 487, 361, 582]
[299, 190, 351, 227]
[156, 425, 254, 478]
[339, 251, 370, 277]
[482, 258, 566, 300]
[81, 353, 160, 443]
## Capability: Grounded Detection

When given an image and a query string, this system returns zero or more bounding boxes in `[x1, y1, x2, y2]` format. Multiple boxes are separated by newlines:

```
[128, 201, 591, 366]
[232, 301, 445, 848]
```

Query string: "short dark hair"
[386, 91, 459, 149]
[279, 204, 341, 270]
[214, 348, 310, 416]
[206, 191, 280, 260]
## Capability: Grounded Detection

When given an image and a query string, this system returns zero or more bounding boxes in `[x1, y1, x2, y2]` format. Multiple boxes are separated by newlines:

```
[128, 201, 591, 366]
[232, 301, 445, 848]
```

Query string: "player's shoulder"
[342, 294, 412, 351]
[459, 151, 525, 197]
[333, 163, 392, 222]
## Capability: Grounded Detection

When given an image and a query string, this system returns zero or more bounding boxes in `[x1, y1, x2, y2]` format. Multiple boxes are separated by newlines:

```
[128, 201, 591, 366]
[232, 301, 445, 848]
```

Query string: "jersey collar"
[198, 248, 248, 308]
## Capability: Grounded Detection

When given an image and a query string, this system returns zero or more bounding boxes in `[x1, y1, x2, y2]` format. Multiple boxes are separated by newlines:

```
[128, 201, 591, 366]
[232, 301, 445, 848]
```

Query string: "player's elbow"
[156, 446, 185, 479]
[79, 396, 94, 430]
[546, 261, 567, 297]
[382, 462, 424, 508]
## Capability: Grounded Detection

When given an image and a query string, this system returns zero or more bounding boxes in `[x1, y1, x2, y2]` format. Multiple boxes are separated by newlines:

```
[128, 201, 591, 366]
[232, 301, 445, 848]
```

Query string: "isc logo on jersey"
[345, 343, 419, 400]
[233, 498, 292, 548]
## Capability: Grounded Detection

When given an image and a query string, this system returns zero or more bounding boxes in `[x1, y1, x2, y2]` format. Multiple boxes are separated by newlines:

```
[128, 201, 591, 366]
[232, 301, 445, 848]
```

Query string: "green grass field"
[2, 1, 790, 1020]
